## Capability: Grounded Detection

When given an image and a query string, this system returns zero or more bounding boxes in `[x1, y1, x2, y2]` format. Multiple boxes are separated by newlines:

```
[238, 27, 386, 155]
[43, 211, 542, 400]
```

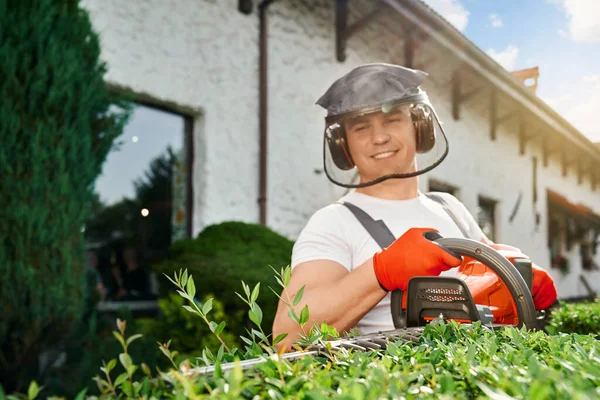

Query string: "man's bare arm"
[271, 258, 387, 352]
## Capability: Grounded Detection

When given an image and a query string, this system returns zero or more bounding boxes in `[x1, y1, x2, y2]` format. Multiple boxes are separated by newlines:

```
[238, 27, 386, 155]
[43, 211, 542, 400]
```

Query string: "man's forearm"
[273, 258, 386, 351]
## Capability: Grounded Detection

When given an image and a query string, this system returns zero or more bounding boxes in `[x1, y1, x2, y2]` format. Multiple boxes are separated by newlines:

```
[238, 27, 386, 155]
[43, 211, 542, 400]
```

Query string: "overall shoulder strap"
[340, 201, 405, 328]
[340, 202, 396, 249]
[425, 192, 471, 238]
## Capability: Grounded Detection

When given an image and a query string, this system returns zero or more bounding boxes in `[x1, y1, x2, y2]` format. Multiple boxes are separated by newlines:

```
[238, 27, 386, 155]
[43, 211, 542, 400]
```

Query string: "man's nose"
[371, 121, 391, 144]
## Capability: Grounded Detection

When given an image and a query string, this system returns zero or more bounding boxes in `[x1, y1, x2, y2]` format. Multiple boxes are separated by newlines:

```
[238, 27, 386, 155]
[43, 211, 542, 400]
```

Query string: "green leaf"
[186, 276, 196, 299]
[127, 365, 138, 376]
[74, 388, 88, 400]
[252, 329, 267, 342]
[112, 331, 126, 349]
[251, 282, 261, 303]
[181, 269, 188, 288]
[242, 280, 250, 297]
[215, 321, 226, 336]
[121, 380, 133, 398]
[119, 353, 133, 370]
[106, 358, 117, 374]
[293, 285, 305, 306]
[439, 374, 454, 394]
[284, 267, 292, 287]
[236, 292, 250, 305]
[27, 381, 39, 400]
[299, 305, 310, 326]
[202, 298, 213, 315]
[158, 344, 171, 359]
[288, 307, 299, 323]
[250, 303, 263, 326]
[249, 309, 261, 327]
[182, 305, 196, 314]
[275, 276, 285, 288]
[126, 333, 143, 347]
[217, 344, 225, 361]
[114, 372, 129, 387]
[273, 333, 288, 345]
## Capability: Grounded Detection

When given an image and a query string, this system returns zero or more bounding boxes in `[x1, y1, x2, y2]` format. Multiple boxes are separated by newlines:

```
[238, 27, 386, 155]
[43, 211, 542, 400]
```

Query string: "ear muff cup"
[326, 104, 436, 170]
[412, 104, 436, 153]
[326, 123, 355, 171]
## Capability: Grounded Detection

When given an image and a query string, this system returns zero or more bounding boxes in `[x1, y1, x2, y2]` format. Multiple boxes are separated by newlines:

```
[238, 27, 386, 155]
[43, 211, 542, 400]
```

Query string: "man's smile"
[372, 150, 398, 160]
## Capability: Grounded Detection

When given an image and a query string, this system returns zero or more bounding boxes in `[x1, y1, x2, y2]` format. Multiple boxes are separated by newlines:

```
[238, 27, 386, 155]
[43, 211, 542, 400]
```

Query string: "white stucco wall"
[82, 0, 600, 299]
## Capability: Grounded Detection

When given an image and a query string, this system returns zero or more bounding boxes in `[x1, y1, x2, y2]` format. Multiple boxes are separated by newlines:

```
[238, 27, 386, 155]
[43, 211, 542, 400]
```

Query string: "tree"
[0, 0, 132, 391]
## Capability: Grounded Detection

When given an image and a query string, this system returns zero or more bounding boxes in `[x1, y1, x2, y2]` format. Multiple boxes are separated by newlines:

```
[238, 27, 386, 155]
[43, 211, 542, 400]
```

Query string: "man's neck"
[355, 177, 419, 200]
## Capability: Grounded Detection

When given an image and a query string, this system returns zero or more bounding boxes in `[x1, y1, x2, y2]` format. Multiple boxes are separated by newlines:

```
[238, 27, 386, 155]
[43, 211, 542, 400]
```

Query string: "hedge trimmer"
[182, 235, 541, 377]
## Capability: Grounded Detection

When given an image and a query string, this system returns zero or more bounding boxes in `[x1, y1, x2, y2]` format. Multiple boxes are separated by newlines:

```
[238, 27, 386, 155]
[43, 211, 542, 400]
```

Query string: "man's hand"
[486, 243, 558, 310]
[373, 227, 463, 291]
[531, 263, 558, 310]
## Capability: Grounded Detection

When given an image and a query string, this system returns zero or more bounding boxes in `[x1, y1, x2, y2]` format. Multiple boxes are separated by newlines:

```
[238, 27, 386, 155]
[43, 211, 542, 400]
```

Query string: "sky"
[421, 0, 600, 143]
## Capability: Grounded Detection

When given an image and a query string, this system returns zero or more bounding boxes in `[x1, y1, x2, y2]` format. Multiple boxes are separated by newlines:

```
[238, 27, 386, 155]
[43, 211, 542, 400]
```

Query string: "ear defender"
[326, 123, 355, 170]
[412, 104, 436, 153]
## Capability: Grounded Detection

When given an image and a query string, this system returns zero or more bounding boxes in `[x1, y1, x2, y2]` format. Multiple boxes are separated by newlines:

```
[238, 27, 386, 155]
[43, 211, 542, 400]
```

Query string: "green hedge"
[546, 297, 600, 336]
[4, 268, 600, 399]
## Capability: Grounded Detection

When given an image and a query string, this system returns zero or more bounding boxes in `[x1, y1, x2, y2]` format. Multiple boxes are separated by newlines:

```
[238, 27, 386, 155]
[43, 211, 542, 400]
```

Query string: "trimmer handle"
[422, 230, 464, 261]
[391, 235, 539, 330]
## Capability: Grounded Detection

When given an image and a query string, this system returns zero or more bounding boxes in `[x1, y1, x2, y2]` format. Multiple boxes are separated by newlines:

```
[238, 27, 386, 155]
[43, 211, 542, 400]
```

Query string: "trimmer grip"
[423, 230, 463, 261]
[391, 289, 406, 329]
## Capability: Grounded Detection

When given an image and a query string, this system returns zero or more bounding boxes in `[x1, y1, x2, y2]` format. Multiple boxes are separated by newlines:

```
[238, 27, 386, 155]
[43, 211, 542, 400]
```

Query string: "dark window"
[477, 196, 496, 242]
[84, 103, 192, 303]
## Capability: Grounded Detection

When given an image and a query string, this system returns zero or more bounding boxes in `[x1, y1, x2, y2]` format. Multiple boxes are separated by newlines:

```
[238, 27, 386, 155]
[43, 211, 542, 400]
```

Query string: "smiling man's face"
[343, 104, 417, 183]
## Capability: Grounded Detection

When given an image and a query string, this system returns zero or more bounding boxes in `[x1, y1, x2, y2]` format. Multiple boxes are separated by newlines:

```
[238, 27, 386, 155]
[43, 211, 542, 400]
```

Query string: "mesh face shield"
[316, 63, 449, 189]
[322, 94, 449, 188]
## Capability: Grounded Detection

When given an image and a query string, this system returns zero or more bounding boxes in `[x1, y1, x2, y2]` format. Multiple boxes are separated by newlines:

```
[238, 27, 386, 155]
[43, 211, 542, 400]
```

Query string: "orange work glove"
[487, 243, 558, 310]
[373, 227, 463, 291]
[531, 263, 558, 310]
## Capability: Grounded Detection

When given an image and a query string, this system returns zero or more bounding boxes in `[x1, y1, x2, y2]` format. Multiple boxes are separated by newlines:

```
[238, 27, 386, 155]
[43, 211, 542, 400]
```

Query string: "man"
[271, 63, 557, 351]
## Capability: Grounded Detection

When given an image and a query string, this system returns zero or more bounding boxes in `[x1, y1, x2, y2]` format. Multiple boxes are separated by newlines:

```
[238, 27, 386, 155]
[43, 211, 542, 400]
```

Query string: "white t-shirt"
[291, 190, 485, 335]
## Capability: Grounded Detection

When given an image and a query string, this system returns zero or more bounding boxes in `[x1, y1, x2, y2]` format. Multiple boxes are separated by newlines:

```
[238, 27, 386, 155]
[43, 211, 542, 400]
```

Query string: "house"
[81, 0, 600, 301]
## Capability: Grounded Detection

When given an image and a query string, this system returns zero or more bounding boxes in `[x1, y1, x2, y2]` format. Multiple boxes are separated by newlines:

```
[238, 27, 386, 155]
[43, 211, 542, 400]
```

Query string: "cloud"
[486, 45, 519, 70]
[542, 86, 600, 142]
[583, 75, 600, 82]
[489, 13, 503, 28]
[563, 87, 600, 142]
[552, 0, 600, 42]
[421, 0, 470, 32]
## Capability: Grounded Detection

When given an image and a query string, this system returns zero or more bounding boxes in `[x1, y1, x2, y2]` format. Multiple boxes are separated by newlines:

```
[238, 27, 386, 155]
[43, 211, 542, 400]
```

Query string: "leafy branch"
[164, 269, 232, 354]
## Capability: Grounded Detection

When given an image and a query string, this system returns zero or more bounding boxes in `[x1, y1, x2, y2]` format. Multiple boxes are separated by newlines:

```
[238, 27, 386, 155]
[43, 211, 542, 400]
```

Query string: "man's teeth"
[373, 151, 395, 159]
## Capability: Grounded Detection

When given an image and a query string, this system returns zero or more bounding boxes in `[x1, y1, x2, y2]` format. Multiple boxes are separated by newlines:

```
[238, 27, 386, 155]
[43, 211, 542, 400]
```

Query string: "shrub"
[546, 297, 600, 336]
[4, 267, 600, 399]
[0, 0, 131, 392]
[153, 221, 294, 339]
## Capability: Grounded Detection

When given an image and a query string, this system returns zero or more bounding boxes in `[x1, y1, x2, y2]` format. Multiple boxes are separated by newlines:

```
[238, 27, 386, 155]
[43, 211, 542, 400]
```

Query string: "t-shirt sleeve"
[435, 192, 487, 242]
[291, 205, 353, 272]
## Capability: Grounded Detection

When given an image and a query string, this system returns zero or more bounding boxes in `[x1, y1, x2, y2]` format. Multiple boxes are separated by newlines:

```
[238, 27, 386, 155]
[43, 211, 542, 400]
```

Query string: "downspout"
[258, 0, 278, 226]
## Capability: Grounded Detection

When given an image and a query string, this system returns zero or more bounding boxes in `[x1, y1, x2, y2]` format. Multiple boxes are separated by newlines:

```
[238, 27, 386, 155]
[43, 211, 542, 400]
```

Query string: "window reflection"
[85, 104, 189, 303]
[477, 196, 496, 242]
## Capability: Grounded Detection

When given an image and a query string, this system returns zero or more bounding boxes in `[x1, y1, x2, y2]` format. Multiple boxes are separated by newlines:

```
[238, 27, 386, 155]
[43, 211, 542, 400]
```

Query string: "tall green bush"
[0, 0, 131, 391]
[154, 221, 294, 340]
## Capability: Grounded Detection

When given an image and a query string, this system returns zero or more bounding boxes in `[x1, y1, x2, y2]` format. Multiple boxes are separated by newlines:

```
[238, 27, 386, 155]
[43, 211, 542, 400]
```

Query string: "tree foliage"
[0, 0, 132, 391]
